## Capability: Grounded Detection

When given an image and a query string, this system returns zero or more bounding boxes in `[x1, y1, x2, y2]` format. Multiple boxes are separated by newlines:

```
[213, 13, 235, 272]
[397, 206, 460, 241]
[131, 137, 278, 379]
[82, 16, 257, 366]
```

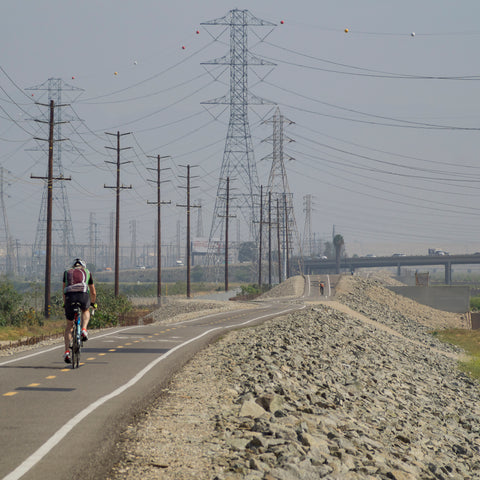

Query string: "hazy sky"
[2, 0, 480, 257]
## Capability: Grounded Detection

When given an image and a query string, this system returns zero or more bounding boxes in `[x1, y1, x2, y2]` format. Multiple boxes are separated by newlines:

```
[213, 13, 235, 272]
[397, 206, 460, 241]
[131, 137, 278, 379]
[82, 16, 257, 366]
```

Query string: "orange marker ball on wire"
[280, 20, 284, 24]
[344, 28, 349, 33]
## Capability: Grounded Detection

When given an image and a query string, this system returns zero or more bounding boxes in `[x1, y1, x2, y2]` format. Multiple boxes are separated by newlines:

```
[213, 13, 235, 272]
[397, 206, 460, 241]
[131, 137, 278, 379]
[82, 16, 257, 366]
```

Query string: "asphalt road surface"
[1, 298, 307, 480]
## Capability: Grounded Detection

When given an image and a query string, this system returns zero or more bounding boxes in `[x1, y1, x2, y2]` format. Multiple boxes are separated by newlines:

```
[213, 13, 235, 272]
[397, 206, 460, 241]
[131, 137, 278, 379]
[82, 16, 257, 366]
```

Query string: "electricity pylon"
[262, 107, 299, 280]
[201, 9, 276, 270]
[303, 194, 314, 257]
[0, 167, 15, 273]
[27, 78, 83, 273]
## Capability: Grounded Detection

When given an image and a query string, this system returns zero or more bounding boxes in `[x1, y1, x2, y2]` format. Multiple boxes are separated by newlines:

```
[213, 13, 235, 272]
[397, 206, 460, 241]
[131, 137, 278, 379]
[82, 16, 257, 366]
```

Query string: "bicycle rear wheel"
[71, 316, 81, 369]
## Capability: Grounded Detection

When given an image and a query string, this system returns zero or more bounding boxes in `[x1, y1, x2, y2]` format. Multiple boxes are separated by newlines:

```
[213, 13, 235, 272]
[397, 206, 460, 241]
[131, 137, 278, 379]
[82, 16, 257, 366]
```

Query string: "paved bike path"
[0, 301, 303, 480]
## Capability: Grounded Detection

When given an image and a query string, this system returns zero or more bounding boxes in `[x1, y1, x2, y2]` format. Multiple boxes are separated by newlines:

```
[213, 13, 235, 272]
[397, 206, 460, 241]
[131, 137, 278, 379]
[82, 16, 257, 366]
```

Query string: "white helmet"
[73, 258, 86, 268]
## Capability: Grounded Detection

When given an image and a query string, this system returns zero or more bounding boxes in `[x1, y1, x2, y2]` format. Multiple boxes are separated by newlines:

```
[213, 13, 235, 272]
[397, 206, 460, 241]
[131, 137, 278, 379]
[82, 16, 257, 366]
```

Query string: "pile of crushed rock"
[109, 275, 479, 480]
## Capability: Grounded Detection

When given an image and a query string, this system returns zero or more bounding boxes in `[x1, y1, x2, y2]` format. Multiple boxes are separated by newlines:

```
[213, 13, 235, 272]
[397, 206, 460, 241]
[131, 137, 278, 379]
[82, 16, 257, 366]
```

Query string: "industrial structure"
[263, 107, 299, 281]
[27, 78, 82, 274]
[201, 9, 276, 270]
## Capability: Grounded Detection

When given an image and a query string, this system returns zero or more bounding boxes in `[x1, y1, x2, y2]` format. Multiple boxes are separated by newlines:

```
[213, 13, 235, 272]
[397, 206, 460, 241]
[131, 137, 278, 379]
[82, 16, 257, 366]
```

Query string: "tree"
[238, 241, 256, 263]
[333, 234, 344, 274]
[323, 241, 334, 259]
[191, 265, 204, 282]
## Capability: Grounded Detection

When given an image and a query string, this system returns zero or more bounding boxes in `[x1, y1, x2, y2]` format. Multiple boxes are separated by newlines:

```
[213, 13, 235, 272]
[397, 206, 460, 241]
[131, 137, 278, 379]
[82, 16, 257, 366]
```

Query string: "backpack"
[64, 267, 90, 294]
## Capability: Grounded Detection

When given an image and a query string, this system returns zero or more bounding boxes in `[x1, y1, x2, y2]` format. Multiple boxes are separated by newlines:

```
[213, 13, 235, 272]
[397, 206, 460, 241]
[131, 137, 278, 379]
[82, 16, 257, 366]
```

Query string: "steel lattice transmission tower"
[27, 78, 83, 273]
[201, 9, 276, 266]
[303, 194, 314, 257]
[263, 107, 300, 279]
[0, 167, 15, 273]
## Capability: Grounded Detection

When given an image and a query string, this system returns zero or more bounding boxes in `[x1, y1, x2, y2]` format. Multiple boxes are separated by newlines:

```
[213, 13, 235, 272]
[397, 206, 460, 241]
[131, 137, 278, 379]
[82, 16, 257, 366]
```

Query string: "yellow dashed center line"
[28, 383, 40, 387]
[87, 357, 95, 361]
[45, 376, 56, 380]
[108, 349, 116, 352]
[117, 346, 124, 349]
[3, 392, 17, 397]
[99, 353, 106, 356]
[61, 368, 70, 372]
[125, 342, 132, 345]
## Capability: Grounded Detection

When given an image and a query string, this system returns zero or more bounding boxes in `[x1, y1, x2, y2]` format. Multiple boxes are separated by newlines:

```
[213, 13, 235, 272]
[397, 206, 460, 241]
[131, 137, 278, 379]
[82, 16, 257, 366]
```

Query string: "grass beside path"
[435, 329, 480, 380]
[0, 319, 64, 342]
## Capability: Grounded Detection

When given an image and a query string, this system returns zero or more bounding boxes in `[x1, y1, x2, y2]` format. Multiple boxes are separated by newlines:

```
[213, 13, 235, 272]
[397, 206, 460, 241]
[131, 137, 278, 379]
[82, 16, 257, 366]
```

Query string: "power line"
[261, 40, 480, 80]
[264, 80, 480, 131]
[79, 39, 218, 103]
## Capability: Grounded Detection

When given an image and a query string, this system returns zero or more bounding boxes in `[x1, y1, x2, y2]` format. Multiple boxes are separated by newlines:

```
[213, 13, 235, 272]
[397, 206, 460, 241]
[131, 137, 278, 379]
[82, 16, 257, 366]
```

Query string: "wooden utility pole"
[31, 100, 70, 318]
[177, 165, 200, 298]
[258, 185, 263, 288]
[218, 177, 235, 292]
[268, 191, 272, 287]
[147, 154, 171, 304]
[104, 131, 132, 297]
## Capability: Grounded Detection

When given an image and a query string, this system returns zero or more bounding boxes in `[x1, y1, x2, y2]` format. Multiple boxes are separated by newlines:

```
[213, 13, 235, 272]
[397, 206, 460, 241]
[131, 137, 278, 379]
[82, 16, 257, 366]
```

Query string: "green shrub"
[0, 277, 43, 327]
[88, 283, 132, 328]
[471, 296, 480, 311]
[0, 277, 22, 315]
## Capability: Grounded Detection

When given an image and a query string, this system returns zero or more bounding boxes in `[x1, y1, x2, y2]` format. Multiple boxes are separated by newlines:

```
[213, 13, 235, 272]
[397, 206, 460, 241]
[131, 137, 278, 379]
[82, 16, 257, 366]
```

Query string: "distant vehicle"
[176, 260, 184, 266]
[392, 253, 406, 257]
[428, 248, 448, 256]
[318, 255, 328, 260]
[136, 265, 146, 270]
[365, 254, 376, 258]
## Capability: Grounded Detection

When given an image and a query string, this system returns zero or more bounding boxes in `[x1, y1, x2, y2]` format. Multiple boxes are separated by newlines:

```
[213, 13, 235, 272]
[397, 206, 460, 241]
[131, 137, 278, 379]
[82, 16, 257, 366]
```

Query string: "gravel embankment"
[108, 275, 479, 480]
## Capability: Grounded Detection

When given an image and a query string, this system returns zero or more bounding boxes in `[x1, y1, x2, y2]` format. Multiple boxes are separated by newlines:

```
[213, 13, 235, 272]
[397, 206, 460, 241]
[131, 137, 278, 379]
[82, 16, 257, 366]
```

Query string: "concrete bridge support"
[445, 261, 452, 285]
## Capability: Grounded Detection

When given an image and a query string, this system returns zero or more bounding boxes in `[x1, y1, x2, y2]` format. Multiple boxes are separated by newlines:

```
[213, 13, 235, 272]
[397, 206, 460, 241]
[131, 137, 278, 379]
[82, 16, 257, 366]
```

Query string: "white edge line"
[3, 304, 304, 480]
[0, 304, 273, 367]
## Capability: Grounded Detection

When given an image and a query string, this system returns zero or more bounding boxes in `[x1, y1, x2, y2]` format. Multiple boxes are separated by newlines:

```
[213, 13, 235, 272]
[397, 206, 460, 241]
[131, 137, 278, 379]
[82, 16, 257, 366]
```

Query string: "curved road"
[1, 297, 313, 480]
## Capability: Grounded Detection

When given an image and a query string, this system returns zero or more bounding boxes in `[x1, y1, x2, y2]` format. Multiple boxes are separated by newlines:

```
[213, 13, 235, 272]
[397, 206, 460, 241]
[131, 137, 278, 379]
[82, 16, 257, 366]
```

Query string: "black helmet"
[72, 258, 86, 268]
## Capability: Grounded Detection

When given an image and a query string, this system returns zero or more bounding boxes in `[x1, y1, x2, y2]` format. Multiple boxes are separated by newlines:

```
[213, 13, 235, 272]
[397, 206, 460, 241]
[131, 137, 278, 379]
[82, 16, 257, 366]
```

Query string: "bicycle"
[70, 302, 96, 369]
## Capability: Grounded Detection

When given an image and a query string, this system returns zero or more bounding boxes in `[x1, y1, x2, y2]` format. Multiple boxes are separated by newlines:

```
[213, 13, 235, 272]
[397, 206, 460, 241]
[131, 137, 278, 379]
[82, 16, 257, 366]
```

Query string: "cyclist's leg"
[79, 292, 91, 331]
[64, 319, 74, 351]
[63, 294, 76, 359]
[81, 308, 90, 331]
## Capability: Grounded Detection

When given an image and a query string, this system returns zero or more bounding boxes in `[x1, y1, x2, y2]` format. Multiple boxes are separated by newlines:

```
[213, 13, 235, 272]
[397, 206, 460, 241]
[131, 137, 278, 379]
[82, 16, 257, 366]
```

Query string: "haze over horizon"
[1, 0, 480, 262]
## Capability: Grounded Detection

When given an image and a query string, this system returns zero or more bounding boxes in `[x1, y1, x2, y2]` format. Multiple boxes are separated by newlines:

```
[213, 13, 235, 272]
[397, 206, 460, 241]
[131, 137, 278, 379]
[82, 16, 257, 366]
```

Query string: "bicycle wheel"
[71, 314, 80, 369]
[75, 324, 81, 368]
[71, 323, 77, 369]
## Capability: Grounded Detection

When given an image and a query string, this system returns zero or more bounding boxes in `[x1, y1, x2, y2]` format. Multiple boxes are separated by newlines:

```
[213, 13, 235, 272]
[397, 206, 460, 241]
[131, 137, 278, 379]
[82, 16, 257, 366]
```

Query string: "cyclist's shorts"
[65, 292, 90, 320]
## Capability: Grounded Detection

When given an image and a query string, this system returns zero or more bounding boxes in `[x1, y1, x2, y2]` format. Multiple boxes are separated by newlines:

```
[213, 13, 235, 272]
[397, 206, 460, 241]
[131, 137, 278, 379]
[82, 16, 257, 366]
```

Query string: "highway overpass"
[299, 254, 480, 284]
